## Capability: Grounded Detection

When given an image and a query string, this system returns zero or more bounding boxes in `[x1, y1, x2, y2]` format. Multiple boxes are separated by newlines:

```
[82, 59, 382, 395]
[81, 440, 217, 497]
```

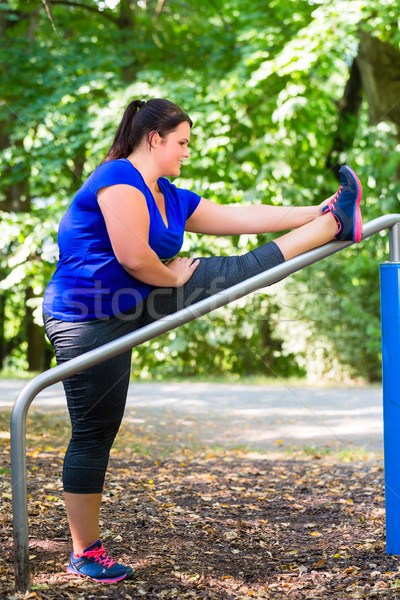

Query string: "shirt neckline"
[120, 158, 170, 230]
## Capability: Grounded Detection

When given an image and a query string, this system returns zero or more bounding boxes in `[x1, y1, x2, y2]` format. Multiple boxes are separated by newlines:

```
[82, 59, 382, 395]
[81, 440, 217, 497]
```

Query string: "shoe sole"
[67, 565, 128, 583]
[343, 165, 362, 242]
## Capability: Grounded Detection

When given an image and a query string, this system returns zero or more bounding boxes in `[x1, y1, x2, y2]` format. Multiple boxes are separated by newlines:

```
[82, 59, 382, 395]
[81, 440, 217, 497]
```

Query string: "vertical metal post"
[11, 390, 32, 591]
[380, 224, 400, 555]
[11, 394, 30, 592]
[389, 223, 400, 262]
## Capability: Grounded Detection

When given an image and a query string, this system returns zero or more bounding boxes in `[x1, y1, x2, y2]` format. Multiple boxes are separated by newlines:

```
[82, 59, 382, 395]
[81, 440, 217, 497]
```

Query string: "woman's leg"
[275, 163, 363, 257]
[141, 212, 339, 325]
[142, 241, 283, 325]
[143, 160, 365, 325]
[43, 309, 144, 555]
[274, 212, 338, 260]
[64, 492, 102, 553]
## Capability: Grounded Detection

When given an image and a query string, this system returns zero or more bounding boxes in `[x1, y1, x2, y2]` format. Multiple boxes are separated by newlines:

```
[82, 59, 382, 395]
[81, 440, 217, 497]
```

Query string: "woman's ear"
[149, 130, 160, 149]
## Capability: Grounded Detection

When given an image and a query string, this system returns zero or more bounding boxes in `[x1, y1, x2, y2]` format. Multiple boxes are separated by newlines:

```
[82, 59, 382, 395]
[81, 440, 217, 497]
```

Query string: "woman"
[42, 98, 362, 582]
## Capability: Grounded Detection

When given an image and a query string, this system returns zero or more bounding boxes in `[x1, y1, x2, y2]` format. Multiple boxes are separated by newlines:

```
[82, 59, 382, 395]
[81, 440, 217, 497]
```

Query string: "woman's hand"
[164, 256, 200, 287]
[319, 192, 336, 214]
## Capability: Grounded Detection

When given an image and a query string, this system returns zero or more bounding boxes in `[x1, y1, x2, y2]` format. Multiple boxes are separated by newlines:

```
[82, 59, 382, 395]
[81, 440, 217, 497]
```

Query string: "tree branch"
[47, 0, 119, 24]
[40, 0, 59, 35]
[151, 0, 166, 48]
[155, 0, 166, 20]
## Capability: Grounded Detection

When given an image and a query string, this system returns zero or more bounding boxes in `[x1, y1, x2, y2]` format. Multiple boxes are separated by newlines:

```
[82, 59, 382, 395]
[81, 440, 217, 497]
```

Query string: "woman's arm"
[98, 184, 198, 287]
[185, 197, 323, 235]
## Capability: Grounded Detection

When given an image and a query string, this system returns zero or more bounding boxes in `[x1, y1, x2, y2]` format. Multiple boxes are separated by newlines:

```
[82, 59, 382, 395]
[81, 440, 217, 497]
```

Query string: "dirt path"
[0, 382, 392, 599]
[1, 380, 383, 451]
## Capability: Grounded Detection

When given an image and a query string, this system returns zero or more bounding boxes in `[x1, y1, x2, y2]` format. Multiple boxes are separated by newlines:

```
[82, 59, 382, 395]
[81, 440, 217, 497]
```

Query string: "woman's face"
[155, 121, 191, 177]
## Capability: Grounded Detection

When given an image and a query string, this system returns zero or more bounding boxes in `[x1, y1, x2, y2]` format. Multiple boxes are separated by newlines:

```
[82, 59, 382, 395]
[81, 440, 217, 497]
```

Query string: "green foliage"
[275, 113, 400, 382]
[0, 0, 399, 380]
[130, 294, 304, 380]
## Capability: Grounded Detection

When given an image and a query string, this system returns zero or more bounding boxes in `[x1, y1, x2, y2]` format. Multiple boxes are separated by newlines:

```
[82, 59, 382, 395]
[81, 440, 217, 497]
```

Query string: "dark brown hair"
[103, 98, 193, 162]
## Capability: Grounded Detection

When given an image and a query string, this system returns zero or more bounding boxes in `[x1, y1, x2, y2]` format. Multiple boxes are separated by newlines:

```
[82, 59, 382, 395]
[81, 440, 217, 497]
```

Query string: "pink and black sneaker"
[322, 165, 363, 242]
[67, 540, 134, 582]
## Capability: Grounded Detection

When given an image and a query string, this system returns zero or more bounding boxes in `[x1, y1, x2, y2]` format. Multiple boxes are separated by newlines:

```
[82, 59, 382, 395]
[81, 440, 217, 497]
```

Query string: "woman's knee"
[63, 445, 109, 494]
[69, 422, 120, 455]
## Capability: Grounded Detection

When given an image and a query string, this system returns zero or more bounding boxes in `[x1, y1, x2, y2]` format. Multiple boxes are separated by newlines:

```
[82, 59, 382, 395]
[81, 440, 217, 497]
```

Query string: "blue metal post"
[380, 259, 400, 555]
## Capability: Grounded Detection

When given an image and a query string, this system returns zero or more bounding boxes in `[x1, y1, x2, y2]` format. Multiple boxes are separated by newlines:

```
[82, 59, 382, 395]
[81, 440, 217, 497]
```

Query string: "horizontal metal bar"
[11, 213, 400, 591]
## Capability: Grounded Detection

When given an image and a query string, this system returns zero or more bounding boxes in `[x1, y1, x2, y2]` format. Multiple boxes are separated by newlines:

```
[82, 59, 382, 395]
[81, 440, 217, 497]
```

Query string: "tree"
[1, 0, 399, 379]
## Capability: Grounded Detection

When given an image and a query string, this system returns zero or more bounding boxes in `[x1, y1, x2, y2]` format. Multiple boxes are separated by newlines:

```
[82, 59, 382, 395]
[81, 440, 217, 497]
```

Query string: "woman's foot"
[323, 165, 363, 242]
[67, 539, 134, 582]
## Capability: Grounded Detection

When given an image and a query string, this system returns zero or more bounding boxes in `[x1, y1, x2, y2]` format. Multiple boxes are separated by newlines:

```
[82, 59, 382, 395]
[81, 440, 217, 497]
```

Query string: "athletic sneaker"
[67, 540, 134, 582]
[322, 165, 363, 242]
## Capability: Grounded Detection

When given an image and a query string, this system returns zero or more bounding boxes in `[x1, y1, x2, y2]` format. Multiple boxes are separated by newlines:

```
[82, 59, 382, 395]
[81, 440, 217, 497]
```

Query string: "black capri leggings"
[43, 241, 284, 494]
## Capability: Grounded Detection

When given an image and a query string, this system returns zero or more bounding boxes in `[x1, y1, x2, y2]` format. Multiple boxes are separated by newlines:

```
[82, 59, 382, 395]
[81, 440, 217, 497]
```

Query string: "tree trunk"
[326, 58, 363, 180]
[357, 29, 400, 130]
[0, 293, 5, 370]
[327, 30, 400, 180]
[25, 287, 45, 372]
[0, 7, 46, 372]
[118, 0, 137, 83]
[357, 29, 400, 179]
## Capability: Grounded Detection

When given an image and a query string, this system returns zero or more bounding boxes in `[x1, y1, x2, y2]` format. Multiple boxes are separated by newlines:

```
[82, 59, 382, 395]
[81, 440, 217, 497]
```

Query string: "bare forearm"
[122, 254, 179, 287]
[237, 204, 321, 234]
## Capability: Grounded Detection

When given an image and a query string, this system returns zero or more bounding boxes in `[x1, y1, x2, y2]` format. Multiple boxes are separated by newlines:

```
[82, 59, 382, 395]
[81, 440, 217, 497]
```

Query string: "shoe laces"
[83, 545, 116, 568]
[329, 185, 343, 210]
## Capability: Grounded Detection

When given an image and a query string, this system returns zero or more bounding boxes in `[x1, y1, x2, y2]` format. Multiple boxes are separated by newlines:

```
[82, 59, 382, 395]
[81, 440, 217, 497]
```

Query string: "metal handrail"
[10, 214, 400, 591]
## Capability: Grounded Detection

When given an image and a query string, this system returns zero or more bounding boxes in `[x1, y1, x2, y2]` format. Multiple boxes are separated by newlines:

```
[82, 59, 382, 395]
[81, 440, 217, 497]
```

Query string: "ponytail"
[103, 98, 192, 162]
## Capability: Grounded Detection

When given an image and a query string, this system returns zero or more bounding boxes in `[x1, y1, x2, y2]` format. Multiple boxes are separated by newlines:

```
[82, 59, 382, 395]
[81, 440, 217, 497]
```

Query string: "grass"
[0, 368, 378, 389]
[0, 368, 43, 380]
[277, 442, 383, 463]
[199, 441, 384, 464]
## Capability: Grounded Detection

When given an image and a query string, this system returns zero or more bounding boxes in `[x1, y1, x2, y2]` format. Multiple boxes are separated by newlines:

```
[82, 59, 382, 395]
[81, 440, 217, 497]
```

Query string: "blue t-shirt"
[42, 159, 201, 321]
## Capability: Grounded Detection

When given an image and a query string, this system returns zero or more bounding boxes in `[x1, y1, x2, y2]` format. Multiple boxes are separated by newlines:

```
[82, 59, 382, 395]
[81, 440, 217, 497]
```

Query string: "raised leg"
[274, 212, 338, 260]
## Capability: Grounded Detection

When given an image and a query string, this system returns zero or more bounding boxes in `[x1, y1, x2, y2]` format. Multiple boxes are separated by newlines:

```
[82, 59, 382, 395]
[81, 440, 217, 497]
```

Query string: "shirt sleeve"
[185, 189, 202, 219]
[87, 160, 147, 198]
[168, 182, 201, 220]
